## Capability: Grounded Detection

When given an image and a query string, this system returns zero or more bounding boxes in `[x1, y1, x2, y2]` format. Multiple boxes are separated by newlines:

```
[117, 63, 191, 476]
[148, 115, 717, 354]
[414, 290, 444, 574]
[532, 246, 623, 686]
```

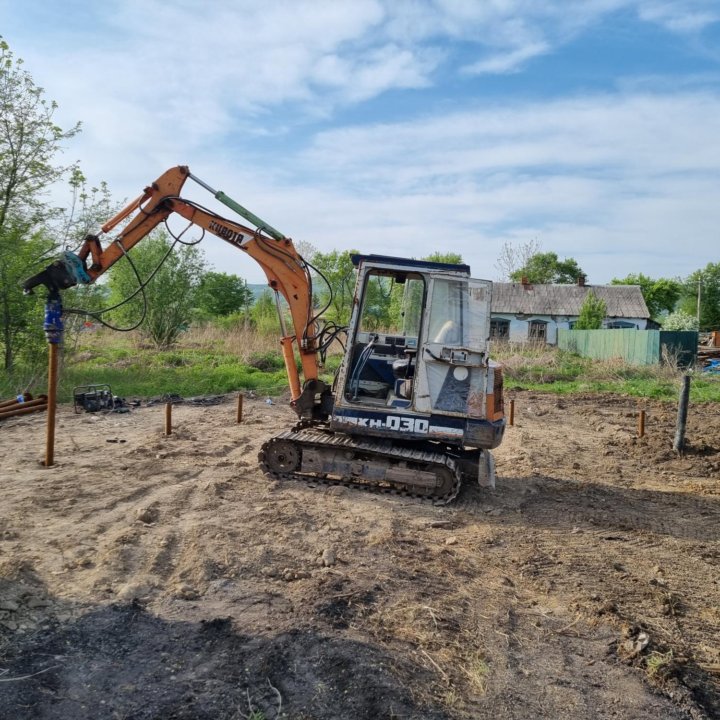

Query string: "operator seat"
[392, 351, 416, 400]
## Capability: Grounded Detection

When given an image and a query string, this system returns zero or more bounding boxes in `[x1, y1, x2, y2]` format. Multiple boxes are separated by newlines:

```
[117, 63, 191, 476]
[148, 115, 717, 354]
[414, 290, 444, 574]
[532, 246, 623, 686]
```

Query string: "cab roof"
[350, 254, 470, 275]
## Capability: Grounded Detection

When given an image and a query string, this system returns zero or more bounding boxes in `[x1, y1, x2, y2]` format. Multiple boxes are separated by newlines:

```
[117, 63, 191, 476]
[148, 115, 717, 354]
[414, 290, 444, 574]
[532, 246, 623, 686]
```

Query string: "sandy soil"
[0, 390, 718, 719]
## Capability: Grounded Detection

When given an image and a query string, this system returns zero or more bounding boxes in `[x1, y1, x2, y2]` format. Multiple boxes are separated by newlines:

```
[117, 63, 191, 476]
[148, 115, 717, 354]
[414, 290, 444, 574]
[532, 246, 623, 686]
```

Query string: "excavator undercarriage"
[259, 426, 463, 503]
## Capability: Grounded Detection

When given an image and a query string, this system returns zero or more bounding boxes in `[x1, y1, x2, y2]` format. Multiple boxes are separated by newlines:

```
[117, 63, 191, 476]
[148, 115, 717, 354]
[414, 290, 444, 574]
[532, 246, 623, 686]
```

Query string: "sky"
[2, 0, 719, 285]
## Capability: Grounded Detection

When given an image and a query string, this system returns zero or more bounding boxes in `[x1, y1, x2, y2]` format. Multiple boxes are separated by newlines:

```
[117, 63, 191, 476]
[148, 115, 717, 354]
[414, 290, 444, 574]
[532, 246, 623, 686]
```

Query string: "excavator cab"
[330, 255, 504, 459]
[266, 253, 504, 501]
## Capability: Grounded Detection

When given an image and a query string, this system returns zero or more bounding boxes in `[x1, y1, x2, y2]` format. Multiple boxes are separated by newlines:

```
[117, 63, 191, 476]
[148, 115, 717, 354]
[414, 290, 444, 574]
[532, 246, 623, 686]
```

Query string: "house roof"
[491, 283, 650, 319]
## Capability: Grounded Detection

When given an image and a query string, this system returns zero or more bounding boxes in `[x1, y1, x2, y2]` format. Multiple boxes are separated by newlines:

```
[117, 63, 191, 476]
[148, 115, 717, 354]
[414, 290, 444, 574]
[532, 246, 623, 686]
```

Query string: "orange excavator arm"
[23, 166, 324, 408]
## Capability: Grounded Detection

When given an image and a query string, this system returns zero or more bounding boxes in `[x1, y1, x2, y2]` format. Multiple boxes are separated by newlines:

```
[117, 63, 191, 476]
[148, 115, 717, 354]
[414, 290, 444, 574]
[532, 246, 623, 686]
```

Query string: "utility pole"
[697, 278, 702, 327]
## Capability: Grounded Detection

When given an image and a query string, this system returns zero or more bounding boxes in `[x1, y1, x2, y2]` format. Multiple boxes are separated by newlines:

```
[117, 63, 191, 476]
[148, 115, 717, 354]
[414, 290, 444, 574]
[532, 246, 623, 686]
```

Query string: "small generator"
[73, 384, 115, 413]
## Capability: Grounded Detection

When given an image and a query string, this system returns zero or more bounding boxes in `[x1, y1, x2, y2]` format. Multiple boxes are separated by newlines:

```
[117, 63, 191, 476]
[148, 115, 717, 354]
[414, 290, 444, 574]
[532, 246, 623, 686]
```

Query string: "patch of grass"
[59, 360, 287, 402]
[460, 653, 490, 695]
[646, 650, 674, 678]
[248, 351, 285, 373]
[16, 327, 289, 402]
[4, 325, 719, 404]
[495, 342, 720, 402]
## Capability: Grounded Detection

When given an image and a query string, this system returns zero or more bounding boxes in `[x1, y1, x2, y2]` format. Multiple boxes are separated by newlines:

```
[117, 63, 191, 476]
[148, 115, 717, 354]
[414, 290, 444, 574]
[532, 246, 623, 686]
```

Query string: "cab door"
[413, 277, 492, 418]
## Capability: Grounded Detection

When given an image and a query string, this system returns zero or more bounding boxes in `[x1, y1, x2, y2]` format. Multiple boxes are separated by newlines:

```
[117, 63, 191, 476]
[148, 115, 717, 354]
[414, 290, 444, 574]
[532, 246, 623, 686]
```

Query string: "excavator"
[23, 166, 505, 503]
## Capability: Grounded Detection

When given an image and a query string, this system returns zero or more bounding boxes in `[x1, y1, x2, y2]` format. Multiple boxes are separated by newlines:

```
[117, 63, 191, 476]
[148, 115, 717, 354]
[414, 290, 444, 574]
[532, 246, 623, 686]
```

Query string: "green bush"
[248, 351, 285, 373]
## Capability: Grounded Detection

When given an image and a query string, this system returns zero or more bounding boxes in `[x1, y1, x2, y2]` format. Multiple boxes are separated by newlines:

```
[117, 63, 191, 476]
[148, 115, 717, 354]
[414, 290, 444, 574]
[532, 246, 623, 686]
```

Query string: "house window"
[528, 319, 548, 342]
[606, 321, 637, 329]
[490, 319, 510, 340]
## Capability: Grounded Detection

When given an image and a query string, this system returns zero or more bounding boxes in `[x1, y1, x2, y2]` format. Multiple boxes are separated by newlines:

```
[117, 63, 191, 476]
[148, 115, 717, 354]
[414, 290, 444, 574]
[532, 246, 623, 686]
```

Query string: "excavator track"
[258, 426, 461, 504]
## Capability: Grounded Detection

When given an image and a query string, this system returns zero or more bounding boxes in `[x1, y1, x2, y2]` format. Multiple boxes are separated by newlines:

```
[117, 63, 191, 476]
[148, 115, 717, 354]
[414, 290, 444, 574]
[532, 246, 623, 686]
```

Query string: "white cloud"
[3, 1, 719, 285]
[10, 0, 720, 147]
[279, 90, 720, 282]
[637, 1, 720, 33]
[300, 92, 720, 186]
[462, 41, 550, 75]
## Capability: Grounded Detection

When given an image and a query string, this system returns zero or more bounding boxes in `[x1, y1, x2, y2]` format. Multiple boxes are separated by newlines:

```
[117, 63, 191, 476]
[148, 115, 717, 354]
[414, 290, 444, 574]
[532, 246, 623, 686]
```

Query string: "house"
[490, 277, 650, 344]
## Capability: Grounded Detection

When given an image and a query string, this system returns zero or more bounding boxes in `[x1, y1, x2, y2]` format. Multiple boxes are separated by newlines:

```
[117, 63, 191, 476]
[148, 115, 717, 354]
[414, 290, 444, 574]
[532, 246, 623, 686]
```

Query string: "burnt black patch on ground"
[1, 601, 448, 720]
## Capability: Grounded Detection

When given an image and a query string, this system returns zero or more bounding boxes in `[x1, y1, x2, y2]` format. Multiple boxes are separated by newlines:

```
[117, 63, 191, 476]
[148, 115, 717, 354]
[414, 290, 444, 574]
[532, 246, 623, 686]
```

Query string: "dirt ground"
[0, 390, 718, 720]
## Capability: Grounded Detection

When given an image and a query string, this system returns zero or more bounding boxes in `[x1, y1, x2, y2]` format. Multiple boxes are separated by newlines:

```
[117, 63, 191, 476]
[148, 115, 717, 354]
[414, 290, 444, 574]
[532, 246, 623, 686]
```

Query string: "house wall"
[604, 318, 648, 330]
[491, 314, 648, 344]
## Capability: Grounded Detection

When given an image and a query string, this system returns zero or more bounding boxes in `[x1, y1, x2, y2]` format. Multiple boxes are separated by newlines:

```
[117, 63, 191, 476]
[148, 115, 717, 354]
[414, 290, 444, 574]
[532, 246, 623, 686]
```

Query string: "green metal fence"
[557, 329, 698, 366]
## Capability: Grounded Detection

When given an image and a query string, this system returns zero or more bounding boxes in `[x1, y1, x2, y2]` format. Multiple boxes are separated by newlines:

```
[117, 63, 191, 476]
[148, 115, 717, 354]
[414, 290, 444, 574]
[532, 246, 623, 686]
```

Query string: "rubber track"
[258, 427, 462, 505]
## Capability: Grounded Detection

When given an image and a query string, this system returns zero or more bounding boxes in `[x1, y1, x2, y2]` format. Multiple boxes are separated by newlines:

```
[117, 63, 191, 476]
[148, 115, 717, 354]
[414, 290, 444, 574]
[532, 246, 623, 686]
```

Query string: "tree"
[56, 170, 120, 352]
[575, 291, 607, 330]
[0, 38, 81, 370]
[105, 231, 206, 348]
[310, 249, 357, 325]
[495, 238, 542, 281]
[510, 251, 585, 285]
[679, 263, 720, 331]
[423, 252, 464, 264]
[661, 311, 698, 331]
[195, 271, 254, 318]
[611, 273, 680, 320]
[0, 223, 50, 372]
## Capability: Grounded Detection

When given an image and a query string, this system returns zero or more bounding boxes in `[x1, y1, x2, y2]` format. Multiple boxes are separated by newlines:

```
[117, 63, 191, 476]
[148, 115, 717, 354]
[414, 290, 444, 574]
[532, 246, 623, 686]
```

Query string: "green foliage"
[60, 168, 117, 247]
[0, 38, 81, 228]
[0, 224, 52, 371]
[251, 288, 282, 334]
[423, 252, 464, 264]
[105, 231, 206, 348]
[359, 274, 397, 330]
[212, 310, 250, 331]
[646, 651, 674, 679]
[510, 251, 585, 285]
[195, 271, 254, 318]
[661, 310, 699, 331]
[0, 37, 81, 371]
[311, 249, 357, 325]
[575, 291, 607, 330]
[248, 351, 285, 372]
[680, 262, 720, 331]
[611, 273, 681, 320]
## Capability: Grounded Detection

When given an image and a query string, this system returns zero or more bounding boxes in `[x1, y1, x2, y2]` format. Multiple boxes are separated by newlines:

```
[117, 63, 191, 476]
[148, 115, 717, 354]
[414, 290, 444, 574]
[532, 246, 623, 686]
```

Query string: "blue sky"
[2, 0, 719, 285]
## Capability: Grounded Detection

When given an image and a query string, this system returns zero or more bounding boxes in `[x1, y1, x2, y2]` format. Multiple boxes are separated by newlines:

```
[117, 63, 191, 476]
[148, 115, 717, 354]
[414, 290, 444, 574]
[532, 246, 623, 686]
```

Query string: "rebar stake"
[164, 402, 172, 436]
[637, 409, 646, 438]
[236, 394, 243, 424]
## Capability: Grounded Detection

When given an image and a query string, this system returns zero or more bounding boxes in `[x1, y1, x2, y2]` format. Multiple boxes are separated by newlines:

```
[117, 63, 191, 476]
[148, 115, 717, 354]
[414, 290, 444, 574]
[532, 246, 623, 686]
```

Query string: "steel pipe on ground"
[0, 396, 48, 412]
[0, 403, 48, 420]
[0, 393, 33, 409]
